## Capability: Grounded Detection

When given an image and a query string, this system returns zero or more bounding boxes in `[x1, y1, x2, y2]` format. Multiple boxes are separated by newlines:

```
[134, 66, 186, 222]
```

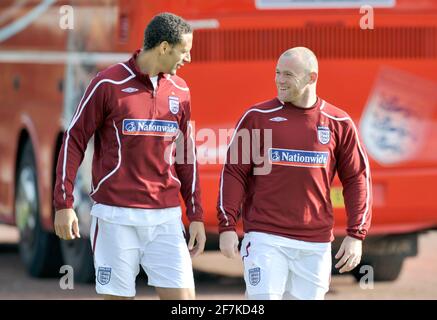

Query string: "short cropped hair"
[143, 12, 192, 50]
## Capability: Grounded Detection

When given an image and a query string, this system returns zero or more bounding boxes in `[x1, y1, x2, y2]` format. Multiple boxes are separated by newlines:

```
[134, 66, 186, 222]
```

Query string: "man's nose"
[277, 75, 286, 84]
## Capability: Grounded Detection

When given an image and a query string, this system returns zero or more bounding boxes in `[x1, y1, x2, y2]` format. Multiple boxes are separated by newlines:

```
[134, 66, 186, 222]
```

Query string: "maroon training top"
[218, 97, 372, 242]
[54, 51, 203, 222]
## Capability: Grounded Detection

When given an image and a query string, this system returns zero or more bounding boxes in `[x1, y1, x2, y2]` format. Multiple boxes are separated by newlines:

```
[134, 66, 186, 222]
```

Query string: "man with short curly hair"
[143, 13, 193, 50]
[54, 12, 205, 300]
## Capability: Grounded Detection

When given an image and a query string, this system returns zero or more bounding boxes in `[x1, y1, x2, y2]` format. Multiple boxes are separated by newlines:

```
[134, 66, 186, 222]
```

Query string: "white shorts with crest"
[240, 231, 332, 300]
[90, 208, 194, 298]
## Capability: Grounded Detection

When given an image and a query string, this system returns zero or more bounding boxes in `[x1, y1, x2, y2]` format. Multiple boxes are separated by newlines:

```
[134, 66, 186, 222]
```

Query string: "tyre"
[352, 255, 404, 282]
[56, 139, 95, 283]
[15, 140, 62, 277]
[60, 238, 95, 283]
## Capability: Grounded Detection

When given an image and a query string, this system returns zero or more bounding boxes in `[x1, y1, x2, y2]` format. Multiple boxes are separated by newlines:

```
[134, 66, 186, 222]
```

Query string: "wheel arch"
[14, 116, 48, 231]
[14, 129, 33, 223]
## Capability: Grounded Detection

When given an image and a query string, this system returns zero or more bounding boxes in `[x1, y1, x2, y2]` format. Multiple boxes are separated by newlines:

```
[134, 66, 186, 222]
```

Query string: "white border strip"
[168, 138, 182, 186]
[187, 19, 220, 30]
[320, 100, 326, 110]
[165, 75, 189, 92]
[90, 121, 122, 196]
[62, 64, 135, 200]
[219, 105, 283, 226]
[0, 51, 131, 64]
[321, 110, 371, 231]
[255, 0, 395, 9]
[0, 0, 56, 42]
[189, 122, 197, 214]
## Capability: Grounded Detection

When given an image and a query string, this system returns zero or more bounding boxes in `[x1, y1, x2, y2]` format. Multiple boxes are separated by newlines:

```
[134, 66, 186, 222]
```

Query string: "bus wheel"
[352, 255, 404, 282]
[60, 173, 95, 283]
[60, 237, 94, 283]
[15, 140, 62, 277]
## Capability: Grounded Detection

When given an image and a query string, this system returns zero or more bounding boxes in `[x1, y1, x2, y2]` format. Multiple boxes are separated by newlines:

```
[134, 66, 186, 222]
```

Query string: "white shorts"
[240, 232, 332, 300]
[90, 216, 195, 297]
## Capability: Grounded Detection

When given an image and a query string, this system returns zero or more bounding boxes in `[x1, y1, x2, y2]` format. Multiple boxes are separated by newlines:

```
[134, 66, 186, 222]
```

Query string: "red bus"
[1, 0, 436, 282]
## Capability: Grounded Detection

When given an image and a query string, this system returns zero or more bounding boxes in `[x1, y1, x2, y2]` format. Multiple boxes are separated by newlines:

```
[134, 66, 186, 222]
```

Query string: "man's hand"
[335, 236, 362, 273]
[219, 231, 239, 259]
[188, 221, 206, 258]
[54, 208, 80, 240]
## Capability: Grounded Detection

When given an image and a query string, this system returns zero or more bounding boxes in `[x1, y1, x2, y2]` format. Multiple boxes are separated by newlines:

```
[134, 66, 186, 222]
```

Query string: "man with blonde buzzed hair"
[217, 47, 372, 300]
[277, 47, 318, 107]
[281, 46, 319, 71]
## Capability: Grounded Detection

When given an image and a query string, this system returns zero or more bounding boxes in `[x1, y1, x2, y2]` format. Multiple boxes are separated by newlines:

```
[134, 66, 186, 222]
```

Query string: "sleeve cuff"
[53, 202, 73, 212]
[188, 216, 204, 222]
[219, 225, 237, 234]
[187, 209, 204, 222]
[347, 231, 366, 241]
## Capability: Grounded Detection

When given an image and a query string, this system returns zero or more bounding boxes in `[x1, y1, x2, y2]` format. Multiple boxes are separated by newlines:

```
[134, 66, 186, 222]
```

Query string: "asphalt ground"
[0, 225, 436, 300]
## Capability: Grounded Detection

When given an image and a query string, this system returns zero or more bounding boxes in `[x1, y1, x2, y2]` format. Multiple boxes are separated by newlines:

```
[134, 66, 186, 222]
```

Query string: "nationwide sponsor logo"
[97, 267, 111, 285]
[121, 87, 139, 93]
[169, 96, 180, 114]
[269, 117, 288, 122]
[248, 267, 261, 286]
[122, 119, 179, 137]
[317, 126, 331, 144]
[269, 148, 329, 168]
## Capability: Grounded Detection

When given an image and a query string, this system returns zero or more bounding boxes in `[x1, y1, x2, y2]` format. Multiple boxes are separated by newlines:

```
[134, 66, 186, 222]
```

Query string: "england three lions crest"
[97, 267, 111, 285]
[248, 267, 261, 286]
[317, 126, 331, 145]
[169, 96, 180, 114]
[360, 66, 437, 165]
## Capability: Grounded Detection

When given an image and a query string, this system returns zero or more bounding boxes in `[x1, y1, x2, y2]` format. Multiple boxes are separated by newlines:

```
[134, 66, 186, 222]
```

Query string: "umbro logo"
[122, 87, 139, 93]
[269, 117, 288, 122]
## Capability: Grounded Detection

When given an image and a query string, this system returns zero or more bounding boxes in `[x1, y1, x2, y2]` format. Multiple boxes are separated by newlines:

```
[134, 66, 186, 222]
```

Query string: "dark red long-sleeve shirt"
[54, 51, 203, 222]
[218, 97, 372, 242]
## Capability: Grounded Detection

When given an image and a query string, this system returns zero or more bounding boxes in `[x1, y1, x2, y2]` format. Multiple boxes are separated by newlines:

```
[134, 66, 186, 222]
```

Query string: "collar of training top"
[279, 97, 322, 114]
[127, 49, 165, 88]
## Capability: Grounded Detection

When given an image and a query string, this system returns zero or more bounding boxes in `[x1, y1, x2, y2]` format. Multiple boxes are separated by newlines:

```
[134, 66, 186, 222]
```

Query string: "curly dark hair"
[143, 12, 192, 50]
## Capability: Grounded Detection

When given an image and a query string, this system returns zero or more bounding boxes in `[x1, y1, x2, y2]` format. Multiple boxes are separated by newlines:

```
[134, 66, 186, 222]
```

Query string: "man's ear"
[309, 72, 318, 84]
[159, 41, 170, 55]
